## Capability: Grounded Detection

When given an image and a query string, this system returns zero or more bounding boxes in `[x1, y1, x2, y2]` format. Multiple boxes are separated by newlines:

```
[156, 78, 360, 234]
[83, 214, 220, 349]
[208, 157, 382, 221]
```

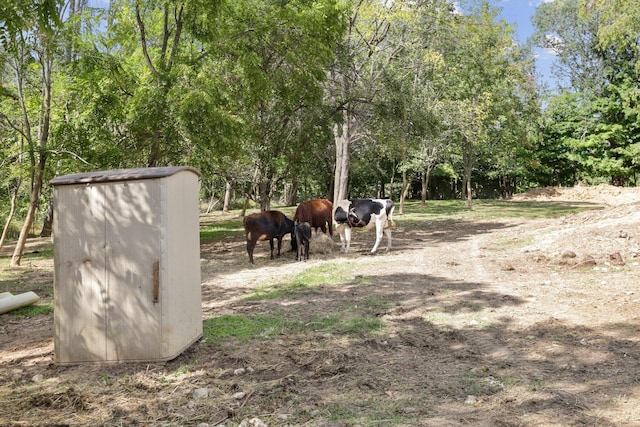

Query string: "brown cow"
[293, 199, 333, 236]
[243, 211, 297, 264]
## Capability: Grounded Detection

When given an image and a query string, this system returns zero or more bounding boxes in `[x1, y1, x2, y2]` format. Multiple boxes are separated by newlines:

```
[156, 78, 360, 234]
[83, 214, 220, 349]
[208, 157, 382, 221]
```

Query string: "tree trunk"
[0, 182, 20, 251]
[40, 196, 54, 237]
[399, 170, 410, 214]
[223, 180, 232, 213]
[462, 139, 474, 209]
[11, 39, 53, 267]
[241, 196, 250, 217]
[283, 180, 298, 206]
[258, 179, 271, 211]
[421, 165, 433, 206]
[333, 116, 351, 205]
[11, 157, 46, 266]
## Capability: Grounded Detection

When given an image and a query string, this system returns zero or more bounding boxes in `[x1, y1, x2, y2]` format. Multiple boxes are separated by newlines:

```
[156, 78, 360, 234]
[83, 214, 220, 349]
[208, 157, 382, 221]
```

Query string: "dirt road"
[2, 186, 640, 426]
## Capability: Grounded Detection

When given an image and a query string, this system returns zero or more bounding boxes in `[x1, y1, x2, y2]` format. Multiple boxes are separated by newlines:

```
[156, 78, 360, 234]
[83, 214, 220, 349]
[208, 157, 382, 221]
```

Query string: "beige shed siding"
[52, 167, 202, 364]
[54, 184, 109, 362]
[161, 171, 203, 355]
[103, 179, 163, 361]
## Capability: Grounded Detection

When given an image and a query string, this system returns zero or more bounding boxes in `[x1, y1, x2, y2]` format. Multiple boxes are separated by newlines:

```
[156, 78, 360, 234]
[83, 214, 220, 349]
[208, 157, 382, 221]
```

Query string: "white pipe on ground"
[0, 291, 40, 314]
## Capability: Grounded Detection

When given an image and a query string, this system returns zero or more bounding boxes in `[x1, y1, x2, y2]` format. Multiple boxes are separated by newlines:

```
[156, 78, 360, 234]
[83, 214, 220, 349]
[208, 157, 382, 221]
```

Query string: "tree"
[439, 1, 527, 207]
[533, 0, 640, 185]
[327, 0, 406, 206]
[0, 0, 63, 266]
[211, 0, 346, 210]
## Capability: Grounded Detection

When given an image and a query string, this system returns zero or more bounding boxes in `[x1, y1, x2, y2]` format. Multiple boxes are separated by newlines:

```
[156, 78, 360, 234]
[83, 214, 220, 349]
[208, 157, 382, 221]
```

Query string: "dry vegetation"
[1, 185, 640, 426]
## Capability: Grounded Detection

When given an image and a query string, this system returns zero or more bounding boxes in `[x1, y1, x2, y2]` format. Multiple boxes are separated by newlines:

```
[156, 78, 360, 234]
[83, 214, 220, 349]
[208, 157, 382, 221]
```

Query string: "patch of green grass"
[21, 247, 54, 261]
[291, 311, 384, 336]
[528, 378, 547, 392]
[203, 314, 288, 344]
[399, 199, 600, 224]
[199, 219, 244, 244]
[8, 303, 53, 318]
[362, 297, 393, 313]
[247, 263, 354, 300]
[174, 358, 198, 376]
[203, 308, 386, 345]
[300, 314, 343, 332]
[324, 399, 415, 425]
[340, 315, 383, 335]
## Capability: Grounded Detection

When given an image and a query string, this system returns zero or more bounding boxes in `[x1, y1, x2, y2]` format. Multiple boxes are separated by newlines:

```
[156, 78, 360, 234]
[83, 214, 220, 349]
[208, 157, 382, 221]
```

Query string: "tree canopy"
[1, 0, 639, 264]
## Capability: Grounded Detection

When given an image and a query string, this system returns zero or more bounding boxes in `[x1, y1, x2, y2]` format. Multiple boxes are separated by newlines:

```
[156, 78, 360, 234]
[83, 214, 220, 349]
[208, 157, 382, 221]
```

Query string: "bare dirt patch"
[1, 185, 640, 426]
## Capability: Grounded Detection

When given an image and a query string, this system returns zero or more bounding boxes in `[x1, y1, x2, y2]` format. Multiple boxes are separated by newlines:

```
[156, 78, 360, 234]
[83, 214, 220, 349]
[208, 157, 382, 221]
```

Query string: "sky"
[494, 0, 560, 90]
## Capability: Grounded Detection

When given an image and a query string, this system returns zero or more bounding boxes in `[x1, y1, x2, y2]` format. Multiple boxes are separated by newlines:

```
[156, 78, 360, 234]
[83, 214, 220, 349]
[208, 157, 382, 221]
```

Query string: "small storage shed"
[50, 167, 203, 364]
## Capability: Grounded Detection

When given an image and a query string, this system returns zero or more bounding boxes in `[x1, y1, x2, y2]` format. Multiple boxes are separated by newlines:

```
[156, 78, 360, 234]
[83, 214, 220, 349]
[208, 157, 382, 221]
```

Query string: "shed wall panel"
[161, 171, 203, 354]
[104, 180, 162, 360]
[54, 185, 108, 363]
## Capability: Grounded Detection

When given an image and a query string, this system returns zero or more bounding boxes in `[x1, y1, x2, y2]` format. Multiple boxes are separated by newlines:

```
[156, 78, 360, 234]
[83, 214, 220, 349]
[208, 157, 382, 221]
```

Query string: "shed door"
[104, 179, 162, 361]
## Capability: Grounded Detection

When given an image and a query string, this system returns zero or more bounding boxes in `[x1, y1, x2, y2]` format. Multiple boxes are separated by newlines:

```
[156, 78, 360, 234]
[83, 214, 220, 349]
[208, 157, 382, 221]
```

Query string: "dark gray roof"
[49, 166, 200, 186]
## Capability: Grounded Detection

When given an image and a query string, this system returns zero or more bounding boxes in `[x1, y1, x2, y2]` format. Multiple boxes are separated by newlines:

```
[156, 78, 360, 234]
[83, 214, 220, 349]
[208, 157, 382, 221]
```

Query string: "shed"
[50, 167, 203, 364]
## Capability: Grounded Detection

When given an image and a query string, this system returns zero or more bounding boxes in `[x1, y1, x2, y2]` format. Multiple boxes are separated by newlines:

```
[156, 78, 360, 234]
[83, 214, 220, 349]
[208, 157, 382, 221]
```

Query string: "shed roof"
[50, 166, 201, 186]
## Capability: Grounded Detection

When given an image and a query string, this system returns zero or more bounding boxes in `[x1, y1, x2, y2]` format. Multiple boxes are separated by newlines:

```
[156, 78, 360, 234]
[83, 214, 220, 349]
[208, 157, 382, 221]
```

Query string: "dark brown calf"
[293, 199, 333, 236]
[243, 211, 296, 264]
[295, 222, 312, 261]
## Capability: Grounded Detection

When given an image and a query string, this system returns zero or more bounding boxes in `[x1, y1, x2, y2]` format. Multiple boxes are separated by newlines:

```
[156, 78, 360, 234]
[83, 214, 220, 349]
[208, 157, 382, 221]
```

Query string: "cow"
[295, 222, 312, 261]
[333, 199, 394, 253]
[243, 211, 297, 264]
[293, 198, 333, 236]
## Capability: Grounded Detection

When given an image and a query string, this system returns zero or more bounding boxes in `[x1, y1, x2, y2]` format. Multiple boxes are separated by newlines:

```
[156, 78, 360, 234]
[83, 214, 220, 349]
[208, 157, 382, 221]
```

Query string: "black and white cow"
[333, 199, 394, 253]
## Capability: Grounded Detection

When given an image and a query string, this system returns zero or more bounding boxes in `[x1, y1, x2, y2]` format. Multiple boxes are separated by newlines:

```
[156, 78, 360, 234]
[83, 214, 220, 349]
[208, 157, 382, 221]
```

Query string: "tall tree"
[533, 0, 640, 185]
[212, 0, 346, 210]
[328, 0, 405, 205]
[0, 0, 63, 266]
[440, 1, 526, 206]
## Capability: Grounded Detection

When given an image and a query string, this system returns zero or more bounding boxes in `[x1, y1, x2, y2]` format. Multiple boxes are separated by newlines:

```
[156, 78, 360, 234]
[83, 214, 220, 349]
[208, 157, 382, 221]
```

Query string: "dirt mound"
[514, 184, 640, 206]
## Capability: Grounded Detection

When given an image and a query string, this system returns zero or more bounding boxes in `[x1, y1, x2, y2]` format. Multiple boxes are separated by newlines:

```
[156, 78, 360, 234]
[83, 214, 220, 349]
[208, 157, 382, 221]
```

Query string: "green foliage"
[532, 0, 640, 186]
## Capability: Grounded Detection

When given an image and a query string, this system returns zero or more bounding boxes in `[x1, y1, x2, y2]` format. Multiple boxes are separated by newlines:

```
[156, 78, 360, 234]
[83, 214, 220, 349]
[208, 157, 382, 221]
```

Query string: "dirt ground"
[1, 184, 640, 426]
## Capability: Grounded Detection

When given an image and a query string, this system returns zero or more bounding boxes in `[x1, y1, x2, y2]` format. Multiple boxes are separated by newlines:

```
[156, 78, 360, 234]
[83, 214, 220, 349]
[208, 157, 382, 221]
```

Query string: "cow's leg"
[384, 224, 392, 251]
[269, 238, 275, 259]
[370, 217, 385, 253]
[247, 239, 256, 264]
[336, 223, 346, 252]
[343, 226, 352, 252]
[276, 236, 283, 258]
[296, 235, 303, 261]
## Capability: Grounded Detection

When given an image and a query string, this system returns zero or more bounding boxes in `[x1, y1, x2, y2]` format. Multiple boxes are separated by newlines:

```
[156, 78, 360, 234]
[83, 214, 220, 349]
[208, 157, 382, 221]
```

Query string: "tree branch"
[135, 1, 160, 80]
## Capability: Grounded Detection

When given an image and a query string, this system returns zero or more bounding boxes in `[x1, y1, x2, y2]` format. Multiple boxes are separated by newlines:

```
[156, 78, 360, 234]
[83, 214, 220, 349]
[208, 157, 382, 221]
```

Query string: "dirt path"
[2, 190, 640, 426]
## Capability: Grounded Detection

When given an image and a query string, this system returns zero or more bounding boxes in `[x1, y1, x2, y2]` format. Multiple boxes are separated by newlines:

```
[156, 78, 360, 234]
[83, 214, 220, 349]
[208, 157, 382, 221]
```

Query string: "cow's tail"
[385, 200, 395, 228]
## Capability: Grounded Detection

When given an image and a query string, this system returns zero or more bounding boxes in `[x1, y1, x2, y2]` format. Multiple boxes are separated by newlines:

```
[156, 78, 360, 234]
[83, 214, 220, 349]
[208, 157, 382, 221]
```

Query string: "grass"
[324, 399, 415, 425]
[199, 217, 244, 244]
[202, 314, 288, 343]
[247, 262, 355, 300]
[8, 303, 53, 318]
[397, 199, 600, 229]
[202, 307, 385, 345]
